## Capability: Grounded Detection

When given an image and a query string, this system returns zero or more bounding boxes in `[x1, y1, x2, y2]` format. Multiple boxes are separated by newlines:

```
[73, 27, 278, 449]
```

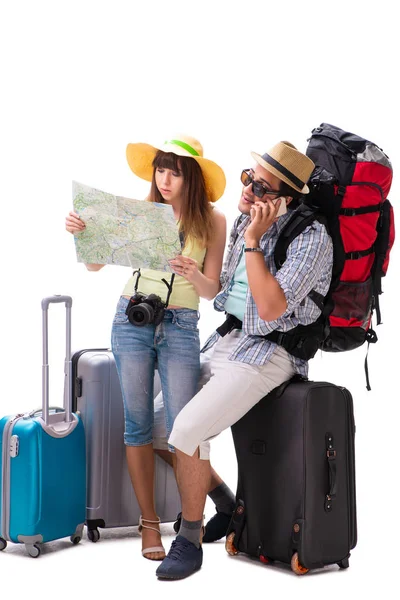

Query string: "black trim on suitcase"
[71, 349, 109, 410]
[325, 433, 337, 512]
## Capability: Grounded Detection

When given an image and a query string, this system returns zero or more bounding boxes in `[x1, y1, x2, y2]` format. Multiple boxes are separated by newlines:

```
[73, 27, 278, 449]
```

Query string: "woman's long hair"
[147, 150, 214, 248]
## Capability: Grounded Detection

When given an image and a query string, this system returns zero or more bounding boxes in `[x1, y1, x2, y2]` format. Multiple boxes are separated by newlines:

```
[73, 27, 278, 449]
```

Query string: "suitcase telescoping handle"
[41, 295, 73, 425]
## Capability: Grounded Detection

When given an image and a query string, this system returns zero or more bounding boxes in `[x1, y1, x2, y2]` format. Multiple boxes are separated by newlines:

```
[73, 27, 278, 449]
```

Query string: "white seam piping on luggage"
[1, 415, 23, 541]
[34, 414, 79, 438]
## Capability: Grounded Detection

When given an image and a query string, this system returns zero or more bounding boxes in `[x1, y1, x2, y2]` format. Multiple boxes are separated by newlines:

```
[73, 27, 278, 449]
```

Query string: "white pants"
[168, 330, 295, 460]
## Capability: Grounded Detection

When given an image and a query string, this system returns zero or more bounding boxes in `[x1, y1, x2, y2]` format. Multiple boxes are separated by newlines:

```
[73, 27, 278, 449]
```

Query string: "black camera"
[125, 292, 166, 327]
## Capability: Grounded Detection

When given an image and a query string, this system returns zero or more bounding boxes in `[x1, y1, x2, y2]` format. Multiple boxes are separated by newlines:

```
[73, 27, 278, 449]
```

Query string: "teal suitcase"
[0, 296, 86, 558]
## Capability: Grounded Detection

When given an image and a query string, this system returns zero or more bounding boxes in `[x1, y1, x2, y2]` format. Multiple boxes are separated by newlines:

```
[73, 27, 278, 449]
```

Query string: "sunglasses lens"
[252, 182, 265, 198]
[241, 170, 252, 186]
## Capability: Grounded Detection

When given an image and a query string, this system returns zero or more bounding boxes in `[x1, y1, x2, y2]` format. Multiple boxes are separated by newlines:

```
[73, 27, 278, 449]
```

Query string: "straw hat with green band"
[251, 141, 315, 194]
[126, 134, 226, 202]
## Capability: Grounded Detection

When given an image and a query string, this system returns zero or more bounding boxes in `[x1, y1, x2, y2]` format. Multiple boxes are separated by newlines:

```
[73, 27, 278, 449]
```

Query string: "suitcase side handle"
[41, 295, 73, 425]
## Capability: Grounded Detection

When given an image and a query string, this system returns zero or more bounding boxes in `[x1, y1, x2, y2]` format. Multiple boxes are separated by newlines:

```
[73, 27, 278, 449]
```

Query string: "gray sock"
[178, 517, 203, 549]
[208, 482, 236, 515]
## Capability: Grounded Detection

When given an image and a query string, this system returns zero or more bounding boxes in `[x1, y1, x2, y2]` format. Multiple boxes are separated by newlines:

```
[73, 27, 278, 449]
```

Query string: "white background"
[0, 0, 399, 596]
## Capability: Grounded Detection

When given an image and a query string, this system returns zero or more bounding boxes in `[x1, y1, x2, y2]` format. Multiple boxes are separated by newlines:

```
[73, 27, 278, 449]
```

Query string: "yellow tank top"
[122, 237, 206, 310]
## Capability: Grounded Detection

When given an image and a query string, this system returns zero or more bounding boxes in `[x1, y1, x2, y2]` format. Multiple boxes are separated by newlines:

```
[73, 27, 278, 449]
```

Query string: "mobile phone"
[274, 196, 287, 217]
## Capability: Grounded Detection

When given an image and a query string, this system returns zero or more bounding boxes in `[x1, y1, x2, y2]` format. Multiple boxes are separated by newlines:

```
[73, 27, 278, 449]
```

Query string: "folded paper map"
[72, 181, 181, 271]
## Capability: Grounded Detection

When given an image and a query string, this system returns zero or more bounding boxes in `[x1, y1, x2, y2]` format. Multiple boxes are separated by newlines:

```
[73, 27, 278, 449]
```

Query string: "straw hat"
[126, 134, 226, 202]
[251, 141, 315, 194]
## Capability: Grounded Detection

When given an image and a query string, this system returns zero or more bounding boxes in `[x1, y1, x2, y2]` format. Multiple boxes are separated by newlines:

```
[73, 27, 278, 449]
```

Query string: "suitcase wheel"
[71, 524, 84, 545]
[290, 552, 309, 575]
[70, 534, 82, 545]
[26, 544, 41, 559]
[0, 537, 7, 551]
[87, 528, 100, 543]
[337, 557, 350, 569]
[225, 532, 238, 556]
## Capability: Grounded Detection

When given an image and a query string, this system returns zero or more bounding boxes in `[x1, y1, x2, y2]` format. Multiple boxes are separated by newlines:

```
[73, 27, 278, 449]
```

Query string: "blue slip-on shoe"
[173, 510, 231, 543]
[156, 535, 203, 580]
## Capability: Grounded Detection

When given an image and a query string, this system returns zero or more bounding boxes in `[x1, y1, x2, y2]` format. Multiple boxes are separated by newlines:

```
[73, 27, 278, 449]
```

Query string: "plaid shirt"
[202, 209, 333, 377]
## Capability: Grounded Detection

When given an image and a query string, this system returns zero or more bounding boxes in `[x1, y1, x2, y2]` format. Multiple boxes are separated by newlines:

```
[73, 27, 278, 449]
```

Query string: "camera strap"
[132, 269, 175, 309]
[132, 269, 142, 292]
[161, 274, 175, 308]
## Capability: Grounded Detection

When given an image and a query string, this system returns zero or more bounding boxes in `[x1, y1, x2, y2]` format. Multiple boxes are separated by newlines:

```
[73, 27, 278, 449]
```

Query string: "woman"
[66, 135, 227, 560]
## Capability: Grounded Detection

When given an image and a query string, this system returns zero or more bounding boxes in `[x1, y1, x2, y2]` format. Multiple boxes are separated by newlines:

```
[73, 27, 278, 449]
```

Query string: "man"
[156, 141, 333, 580]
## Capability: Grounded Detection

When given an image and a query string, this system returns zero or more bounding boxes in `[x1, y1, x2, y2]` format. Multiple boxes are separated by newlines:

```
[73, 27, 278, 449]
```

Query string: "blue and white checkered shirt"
[202, 209, 333, 377]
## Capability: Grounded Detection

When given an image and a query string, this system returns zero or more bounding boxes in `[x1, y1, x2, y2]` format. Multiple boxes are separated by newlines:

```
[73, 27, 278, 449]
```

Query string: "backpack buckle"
[366, 328, 378, 344]
[341, 208, 357, 216]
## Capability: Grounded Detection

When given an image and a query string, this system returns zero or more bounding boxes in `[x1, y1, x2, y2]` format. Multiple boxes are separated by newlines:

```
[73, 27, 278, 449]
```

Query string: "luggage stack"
[0, 296, 180, 558]
[1, 294, 357, 574]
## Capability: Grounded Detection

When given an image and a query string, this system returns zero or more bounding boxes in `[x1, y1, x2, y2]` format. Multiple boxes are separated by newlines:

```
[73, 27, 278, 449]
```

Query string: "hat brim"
[250, 151, 309, 194]
[126, 143, 226, 202]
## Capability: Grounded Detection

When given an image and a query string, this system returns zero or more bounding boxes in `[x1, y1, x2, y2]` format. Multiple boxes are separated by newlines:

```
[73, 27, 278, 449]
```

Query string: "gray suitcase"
[72, 348, 181, 542]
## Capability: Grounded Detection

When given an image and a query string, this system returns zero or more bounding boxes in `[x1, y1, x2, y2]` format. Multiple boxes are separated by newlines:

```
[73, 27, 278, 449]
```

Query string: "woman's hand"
[244, 198, 281, 247]
[66, 211, 86, 234]
[168, 255, 200, 282]
[65, 211, 105, 272]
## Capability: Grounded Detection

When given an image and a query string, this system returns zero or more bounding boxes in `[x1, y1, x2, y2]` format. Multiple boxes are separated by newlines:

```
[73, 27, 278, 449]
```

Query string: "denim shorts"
[111, 296, 200, 449]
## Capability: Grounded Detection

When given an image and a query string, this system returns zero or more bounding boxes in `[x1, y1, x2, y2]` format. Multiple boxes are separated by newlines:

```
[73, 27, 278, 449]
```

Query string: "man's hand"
[66, 211, 86, 234]
[244, 198, 282, 247]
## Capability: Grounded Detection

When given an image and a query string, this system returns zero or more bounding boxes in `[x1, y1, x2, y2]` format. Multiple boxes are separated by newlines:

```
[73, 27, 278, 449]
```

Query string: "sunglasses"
[240, 169, 281, 198]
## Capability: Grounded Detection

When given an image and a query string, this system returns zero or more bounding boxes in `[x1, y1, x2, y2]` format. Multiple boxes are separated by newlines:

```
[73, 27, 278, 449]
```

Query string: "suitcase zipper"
[1, 415, 23, 541]
[340, 387, 357, 549]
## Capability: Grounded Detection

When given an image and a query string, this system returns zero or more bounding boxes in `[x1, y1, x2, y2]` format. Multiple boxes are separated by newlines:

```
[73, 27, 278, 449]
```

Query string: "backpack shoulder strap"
[274, 203, 319, 269]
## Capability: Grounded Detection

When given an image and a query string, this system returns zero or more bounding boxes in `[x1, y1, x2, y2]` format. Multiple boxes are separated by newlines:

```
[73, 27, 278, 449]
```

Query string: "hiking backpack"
[267, 123, 395, 389]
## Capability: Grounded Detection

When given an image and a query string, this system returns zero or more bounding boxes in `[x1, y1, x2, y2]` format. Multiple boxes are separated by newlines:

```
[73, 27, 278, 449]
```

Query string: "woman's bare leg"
[126, 444, 165, 560]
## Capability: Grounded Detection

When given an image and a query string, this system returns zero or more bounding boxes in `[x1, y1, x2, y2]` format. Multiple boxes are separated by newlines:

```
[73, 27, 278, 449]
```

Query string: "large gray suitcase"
[72, 349, 180, 542]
